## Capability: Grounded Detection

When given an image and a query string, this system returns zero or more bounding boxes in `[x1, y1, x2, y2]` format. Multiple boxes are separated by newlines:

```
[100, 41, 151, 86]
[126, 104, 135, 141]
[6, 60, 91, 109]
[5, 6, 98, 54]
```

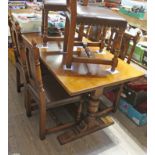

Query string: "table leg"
[82, 89, 102, 129]
[57, 88, 114, 145]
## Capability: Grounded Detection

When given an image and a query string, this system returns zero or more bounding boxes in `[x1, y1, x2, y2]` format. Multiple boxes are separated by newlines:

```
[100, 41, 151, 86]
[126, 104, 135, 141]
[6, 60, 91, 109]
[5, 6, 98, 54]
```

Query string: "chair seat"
[77, 5, 127, 27]
[44, 0, 67, 11]
[43, 74, 81, 108]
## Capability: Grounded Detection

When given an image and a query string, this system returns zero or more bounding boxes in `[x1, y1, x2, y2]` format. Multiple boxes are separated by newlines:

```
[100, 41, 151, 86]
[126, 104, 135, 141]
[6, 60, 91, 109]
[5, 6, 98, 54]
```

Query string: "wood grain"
[22, 32, 145, 96]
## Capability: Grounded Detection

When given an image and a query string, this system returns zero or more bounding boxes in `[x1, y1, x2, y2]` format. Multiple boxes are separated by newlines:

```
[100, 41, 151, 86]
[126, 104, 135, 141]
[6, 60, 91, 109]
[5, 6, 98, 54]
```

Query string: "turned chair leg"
[24, 88, 32, 117]
[41, 8, 44, 35]
[99, 27, 106, 52]
[39, 93, 46, 140]
[78, 24, 84, 41]
[63, 15, 70, 52]
[76, 99, 84, 121]
[111, 53, 118, 71]
[16, 68, 22, 93]
[65, 17, 76, 68]
[43, 10, 48, 46]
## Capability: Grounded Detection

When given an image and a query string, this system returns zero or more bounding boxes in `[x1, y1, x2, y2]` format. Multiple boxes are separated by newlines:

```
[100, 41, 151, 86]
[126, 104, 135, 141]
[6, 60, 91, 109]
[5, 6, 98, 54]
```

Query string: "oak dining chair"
[64, 0, 127, 71]
[8, 15, 27, 93]
[23, 38, 85, 140]
[103, 30, 141, 112]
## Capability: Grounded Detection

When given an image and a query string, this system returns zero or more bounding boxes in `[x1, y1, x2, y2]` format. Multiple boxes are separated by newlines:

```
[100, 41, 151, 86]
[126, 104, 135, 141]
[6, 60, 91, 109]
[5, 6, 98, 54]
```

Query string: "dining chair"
[23, 38, 85, 140]
[64, 0, 127, 71]
[8, 15, 26, 93]
[102, 30, 142, 112]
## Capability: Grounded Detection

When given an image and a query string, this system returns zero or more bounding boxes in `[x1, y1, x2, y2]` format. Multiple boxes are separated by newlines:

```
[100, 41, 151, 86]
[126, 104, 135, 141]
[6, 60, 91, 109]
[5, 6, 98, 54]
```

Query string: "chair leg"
[16, 68, 21, 93]
[99, 27, 106, 52]
[63, 15, 70, 52]
[43, 10, 48, 46]
[39, 93, 46, 140]
[111, 53, 118, 71]
[76, 99, 83, 121]
[41, 8, 44, 35]
[65, 16, 76, 68]
[24, 88, 32, 117]
[78, 24, 84, 41]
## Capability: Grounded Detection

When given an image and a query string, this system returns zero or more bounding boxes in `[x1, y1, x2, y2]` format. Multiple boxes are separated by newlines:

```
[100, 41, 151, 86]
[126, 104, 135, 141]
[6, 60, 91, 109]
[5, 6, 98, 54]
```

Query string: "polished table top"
[22, 33, 145, 96]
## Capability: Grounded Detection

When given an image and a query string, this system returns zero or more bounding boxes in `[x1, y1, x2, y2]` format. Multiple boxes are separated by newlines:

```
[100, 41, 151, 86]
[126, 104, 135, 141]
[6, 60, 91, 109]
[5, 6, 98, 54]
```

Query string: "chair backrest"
[8, 15, 16, 48]
[106, 28, 140, 64]
[8, 16, 19, 56]
[23, 39, 44, 94]
[8, 15, 25, 64]
[120, 32, 140, 64]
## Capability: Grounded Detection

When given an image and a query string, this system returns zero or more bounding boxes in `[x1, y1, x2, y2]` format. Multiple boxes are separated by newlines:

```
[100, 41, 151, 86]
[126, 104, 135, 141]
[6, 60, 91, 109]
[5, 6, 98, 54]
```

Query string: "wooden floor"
[8, 61, 147, 155]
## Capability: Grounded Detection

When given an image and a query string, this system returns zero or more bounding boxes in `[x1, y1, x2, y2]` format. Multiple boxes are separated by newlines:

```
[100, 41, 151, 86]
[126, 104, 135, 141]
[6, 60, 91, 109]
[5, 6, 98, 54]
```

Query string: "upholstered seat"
[77, 5, 126, 27]
[43, 0, 67, 11]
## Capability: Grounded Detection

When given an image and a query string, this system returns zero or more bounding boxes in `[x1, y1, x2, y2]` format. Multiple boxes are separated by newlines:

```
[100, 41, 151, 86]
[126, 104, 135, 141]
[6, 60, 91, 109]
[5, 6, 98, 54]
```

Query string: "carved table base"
[57, 116, 114, 145]
[58, 88, 115, 145]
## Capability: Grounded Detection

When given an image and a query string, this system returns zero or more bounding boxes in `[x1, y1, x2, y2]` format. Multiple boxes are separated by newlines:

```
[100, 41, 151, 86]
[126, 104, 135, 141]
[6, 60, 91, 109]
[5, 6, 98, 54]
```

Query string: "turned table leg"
[57, 88, 114, 145]
[84, 89, 103, 128]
